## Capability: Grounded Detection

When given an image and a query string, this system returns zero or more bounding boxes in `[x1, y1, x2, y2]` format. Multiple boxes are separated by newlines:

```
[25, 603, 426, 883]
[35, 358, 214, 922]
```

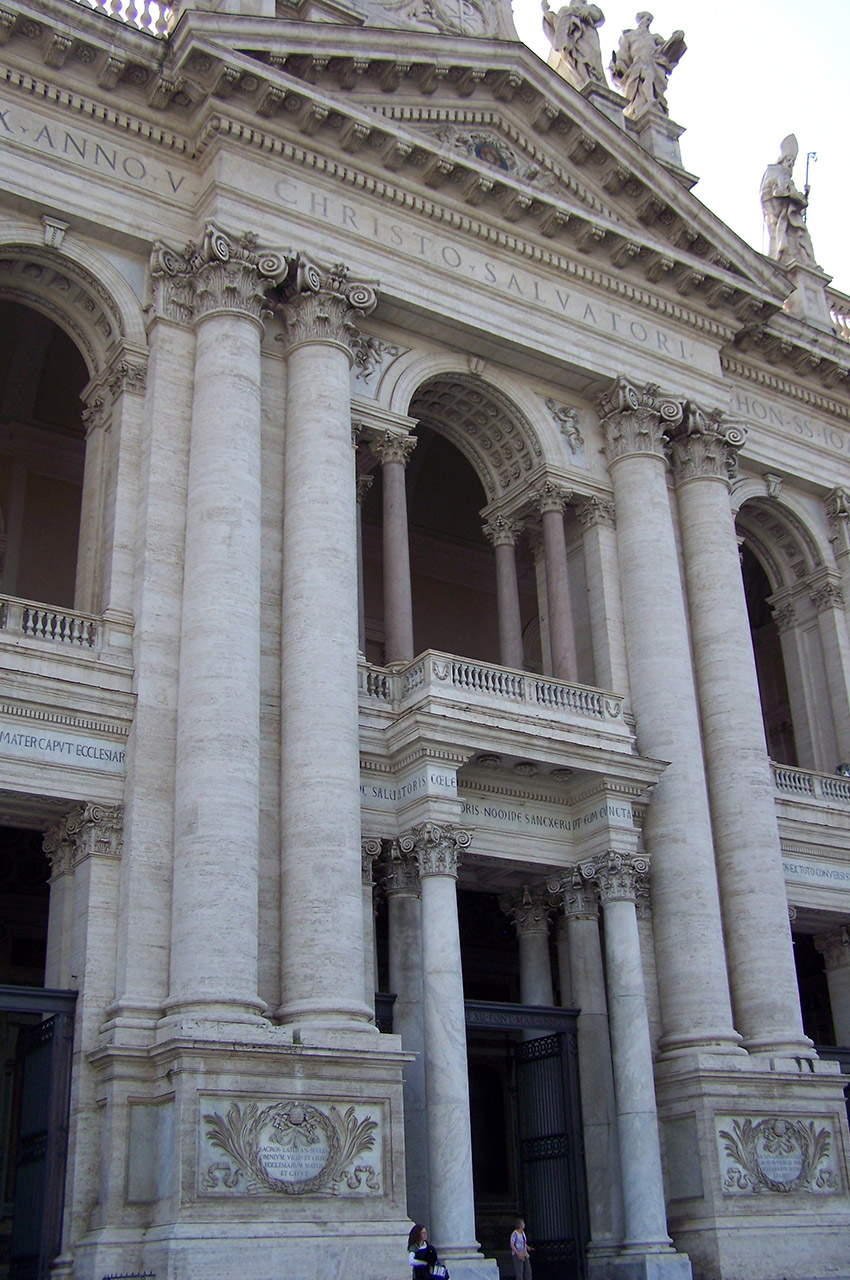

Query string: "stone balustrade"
[772, 761, 850, 804]
[74, 0, 171, 37]
[359, 650, 625, 727]
[1, 595, 100, 648]
[827, 287, 850, 343]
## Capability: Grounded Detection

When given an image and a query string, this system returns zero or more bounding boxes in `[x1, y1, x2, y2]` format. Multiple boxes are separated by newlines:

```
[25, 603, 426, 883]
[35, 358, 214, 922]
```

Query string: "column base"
[78, 1027, 412, 1280]
[655, 1052, 850, 1280]
[589, 1253, 692, 1280]
[434, 1256, 500, 1280]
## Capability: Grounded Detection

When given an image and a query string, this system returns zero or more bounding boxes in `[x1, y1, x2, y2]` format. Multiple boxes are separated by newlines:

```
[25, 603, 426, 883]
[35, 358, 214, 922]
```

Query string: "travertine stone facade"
[0, 3, 849, 1280]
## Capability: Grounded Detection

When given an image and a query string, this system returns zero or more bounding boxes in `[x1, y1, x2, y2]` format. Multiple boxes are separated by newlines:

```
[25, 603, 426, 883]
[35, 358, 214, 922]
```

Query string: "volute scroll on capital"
[149, 223, 291, 326]
[369, 429, 417, 467]
[43, 802, 124, 873]
[274, 255, 379, 359]
[668, 403, 748, 485]
[532, 478, 572, 516]
[482, 512, 524, 547]
[593, 850, 650, 904]
[597, 376, 684, 463]
[548, 869, 599, 921]
[384, 838, 421, 896]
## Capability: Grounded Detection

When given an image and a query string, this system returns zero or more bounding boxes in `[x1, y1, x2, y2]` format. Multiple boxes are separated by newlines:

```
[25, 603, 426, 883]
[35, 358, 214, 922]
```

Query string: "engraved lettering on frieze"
[545, 398, 584, 453]
[201, 1099, 381, 1197]
[718, 1116, 839, 1195]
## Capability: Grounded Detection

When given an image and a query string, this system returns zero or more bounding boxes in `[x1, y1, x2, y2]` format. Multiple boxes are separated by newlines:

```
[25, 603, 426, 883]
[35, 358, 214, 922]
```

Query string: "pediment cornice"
[2, 0, 847, 394]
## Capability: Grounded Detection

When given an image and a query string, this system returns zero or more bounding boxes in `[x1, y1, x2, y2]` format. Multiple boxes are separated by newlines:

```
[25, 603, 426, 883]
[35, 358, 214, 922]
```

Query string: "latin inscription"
[733, 390, 850, 458]
[273, 178, 698, 363]
[0, 721, 126, 773]
[782, 858, 850, 886]
[0, 100, 194, 201]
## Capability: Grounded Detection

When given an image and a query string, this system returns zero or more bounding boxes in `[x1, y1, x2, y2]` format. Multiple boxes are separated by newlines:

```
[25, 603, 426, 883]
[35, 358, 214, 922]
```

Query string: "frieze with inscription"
[200, 1097, 382, 1197]
[717, 1116, 840, 1195]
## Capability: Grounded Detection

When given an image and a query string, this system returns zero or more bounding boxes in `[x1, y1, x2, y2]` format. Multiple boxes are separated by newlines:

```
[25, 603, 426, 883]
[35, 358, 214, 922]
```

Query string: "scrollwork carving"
[592, 850, 649, 904]
[277, 257, 378, 357]
[719, 1116, 838, 1195]
[149, 224, 291, 326]
[402, 821, 472, 879]
[384, 838, 420, 896]
[43, 803, 123, 871]
[549, 868, 598, 921]
[597, 376, 685, 463]
[668, 403, 747, 485]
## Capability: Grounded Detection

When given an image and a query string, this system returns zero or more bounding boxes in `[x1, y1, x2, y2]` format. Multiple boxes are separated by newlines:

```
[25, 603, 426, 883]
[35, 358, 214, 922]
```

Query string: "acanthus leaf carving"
[276, 256, 378, 357]
[149, 224, 291, 326]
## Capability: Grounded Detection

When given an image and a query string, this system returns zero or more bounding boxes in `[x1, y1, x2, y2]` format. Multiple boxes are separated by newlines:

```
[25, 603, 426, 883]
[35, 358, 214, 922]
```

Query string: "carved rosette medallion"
[201, 1098, 382, 1197]
[668, 404, 747, 485]
[597, 377, 685, 463]
[150, 224, 290, 325]
[402, 821, 472, 879]
[44, 803, 123, 873]
[277, 257, 378, 358]
[499, 885, 551, 934]
[482, 513, 523, 547]
[718, 1115, 840, 1195]
[370, 430, 417, 467]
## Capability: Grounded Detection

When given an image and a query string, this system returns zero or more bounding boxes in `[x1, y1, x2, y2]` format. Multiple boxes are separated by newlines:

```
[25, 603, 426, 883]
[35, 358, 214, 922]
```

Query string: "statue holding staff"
[760, 134, 817, 266]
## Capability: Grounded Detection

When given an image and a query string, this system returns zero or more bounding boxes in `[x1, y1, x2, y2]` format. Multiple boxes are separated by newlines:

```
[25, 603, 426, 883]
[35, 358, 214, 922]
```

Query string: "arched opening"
[360, 376, 545, 669]
[0, 301, 88, 609]
[740, 543, 797, 765]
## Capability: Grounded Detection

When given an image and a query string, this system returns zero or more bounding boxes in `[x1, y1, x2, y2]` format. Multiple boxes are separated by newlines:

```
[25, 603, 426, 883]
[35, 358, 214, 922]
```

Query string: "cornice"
[721, 356, 850, 422]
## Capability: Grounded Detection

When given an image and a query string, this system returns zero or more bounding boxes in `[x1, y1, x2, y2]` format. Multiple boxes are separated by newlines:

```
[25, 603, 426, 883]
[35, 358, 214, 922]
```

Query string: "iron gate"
[515, 1031, 589, 1280]
[2, 987, 76, 1280]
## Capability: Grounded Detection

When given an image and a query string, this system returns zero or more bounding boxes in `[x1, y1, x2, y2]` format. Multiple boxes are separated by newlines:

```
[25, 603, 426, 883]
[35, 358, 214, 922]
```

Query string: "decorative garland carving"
[202, 1100, 379, 1196]
[719, 1117, 838, 1195]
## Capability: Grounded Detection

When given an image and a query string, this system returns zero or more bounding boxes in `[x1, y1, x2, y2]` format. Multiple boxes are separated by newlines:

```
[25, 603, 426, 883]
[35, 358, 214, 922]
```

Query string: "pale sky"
[511, 0, 849, 296]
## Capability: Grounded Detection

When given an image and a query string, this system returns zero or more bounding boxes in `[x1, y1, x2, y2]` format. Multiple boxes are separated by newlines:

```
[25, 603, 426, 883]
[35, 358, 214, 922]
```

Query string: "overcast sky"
[511, 0, 849, 296]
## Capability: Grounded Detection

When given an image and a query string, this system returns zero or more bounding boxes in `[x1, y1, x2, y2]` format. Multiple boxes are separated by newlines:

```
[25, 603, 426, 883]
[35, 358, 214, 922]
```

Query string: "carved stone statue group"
[541, 2, 685, 114]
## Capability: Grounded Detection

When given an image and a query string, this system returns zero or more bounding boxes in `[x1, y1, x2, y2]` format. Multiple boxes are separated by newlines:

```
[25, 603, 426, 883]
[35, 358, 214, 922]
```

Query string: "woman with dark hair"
[407, 1224, 443, 1279]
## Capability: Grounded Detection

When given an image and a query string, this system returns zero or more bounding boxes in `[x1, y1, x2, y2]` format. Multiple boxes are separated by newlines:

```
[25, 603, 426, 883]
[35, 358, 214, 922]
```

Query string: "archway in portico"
[360, 372, 596, 674]
[736, 496, 832, 771]
[0, 300, 88, 609]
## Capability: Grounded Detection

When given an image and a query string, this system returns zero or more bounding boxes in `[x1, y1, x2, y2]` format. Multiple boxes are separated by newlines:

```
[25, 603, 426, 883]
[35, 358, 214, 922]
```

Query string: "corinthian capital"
[499, 885, 552, 934]
[548, 868, 599, 920]
[597, 376, 685, 463]
[576, 495, 616, 529]
[401, 821, 472, 879]
[826, 488, 850, 554]
[277, 256, 378, 356]
[370, 430, 417, 467]
[482, 513, 523, 547]
[385, 838, 420, 896]
[44, 803, 123, 872]
[361, 836, 382, 885]
[668, 403, 748, 485]
[532, 479, 571, 515]
[150, 224, 290, 324]
[815, 927, 850, 971]
[593, 850, 649, 904]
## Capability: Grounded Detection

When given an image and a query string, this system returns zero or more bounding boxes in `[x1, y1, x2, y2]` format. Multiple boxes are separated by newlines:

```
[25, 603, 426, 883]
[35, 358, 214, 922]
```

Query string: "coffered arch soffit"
[380, 351, 568, 503]
[0, 223, 147, 381]
[735, 494, 828, 593]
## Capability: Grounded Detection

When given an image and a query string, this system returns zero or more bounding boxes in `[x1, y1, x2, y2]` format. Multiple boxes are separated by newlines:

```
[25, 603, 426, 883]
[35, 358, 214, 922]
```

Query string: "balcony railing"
[827, 288, 850, 344]
[0, 596, 100, 648]
[73, 0, 171, 37]
[772, 762, 850, 805]
[359, 652, 625, 726]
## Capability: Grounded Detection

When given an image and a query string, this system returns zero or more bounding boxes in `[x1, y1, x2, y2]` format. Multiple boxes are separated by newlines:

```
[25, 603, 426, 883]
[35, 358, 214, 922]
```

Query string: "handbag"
[430, 1266, 450, 1280]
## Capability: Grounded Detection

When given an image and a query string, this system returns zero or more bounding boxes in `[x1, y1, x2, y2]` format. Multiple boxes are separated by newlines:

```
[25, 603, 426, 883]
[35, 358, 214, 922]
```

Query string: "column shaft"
[541, 505, 578, 681]
[170, 309, 264, 1019]
[381, 451, 415, 664]
[597, 859, 672, 1251]
[484, 515, 525, 670]
[578, 498, 630, 694]
[279, 333, 369, 1024]
[674, 425, 809, 1055]
[599, 381, 738, 1056]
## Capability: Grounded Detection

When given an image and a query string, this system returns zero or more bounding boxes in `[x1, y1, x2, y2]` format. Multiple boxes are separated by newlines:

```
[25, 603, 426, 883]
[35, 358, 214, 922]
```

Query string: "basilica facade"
[1, 0, 850, 1279]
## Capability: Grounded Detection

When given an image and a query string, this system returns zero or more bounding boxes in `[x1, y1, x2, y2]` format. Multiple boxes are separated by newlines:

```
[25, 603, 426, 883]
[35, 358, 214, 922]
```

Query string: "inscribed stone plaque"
[716, 1115, 840, 1195]
[199, 1095, 383, 1197]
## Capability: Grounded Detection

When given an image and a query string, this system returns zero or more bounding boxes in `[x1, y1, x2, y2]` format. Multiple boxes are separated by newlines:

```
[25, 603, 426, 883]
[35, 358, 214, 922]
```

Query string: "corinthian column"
[553, 871, 623, 1253]
[277, 258, 378, 1028]
[815, 929, 850, 1046]
[598, 379, 739, 1057]
[386, 840, 430, 1224]
[669, 406, 809, 1055]
[167, 226, 289, 1026]
[403, 822, 482, 1263]
[371, 430, 416, 665]
[576, 496, 629, 694]
[532, 481, 577, 681]
[594, 853, 673, 1254]
[483, 513, 525, 670]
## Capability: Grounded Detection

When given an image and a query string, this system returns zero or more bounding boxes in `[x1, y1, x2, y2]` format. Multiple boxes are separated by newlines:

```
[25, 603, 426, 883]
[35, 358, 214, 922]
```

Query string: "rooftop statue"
[541, 0, 607, 91]
[609, 11, 686, 118]
[760, 135, 817, 267]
